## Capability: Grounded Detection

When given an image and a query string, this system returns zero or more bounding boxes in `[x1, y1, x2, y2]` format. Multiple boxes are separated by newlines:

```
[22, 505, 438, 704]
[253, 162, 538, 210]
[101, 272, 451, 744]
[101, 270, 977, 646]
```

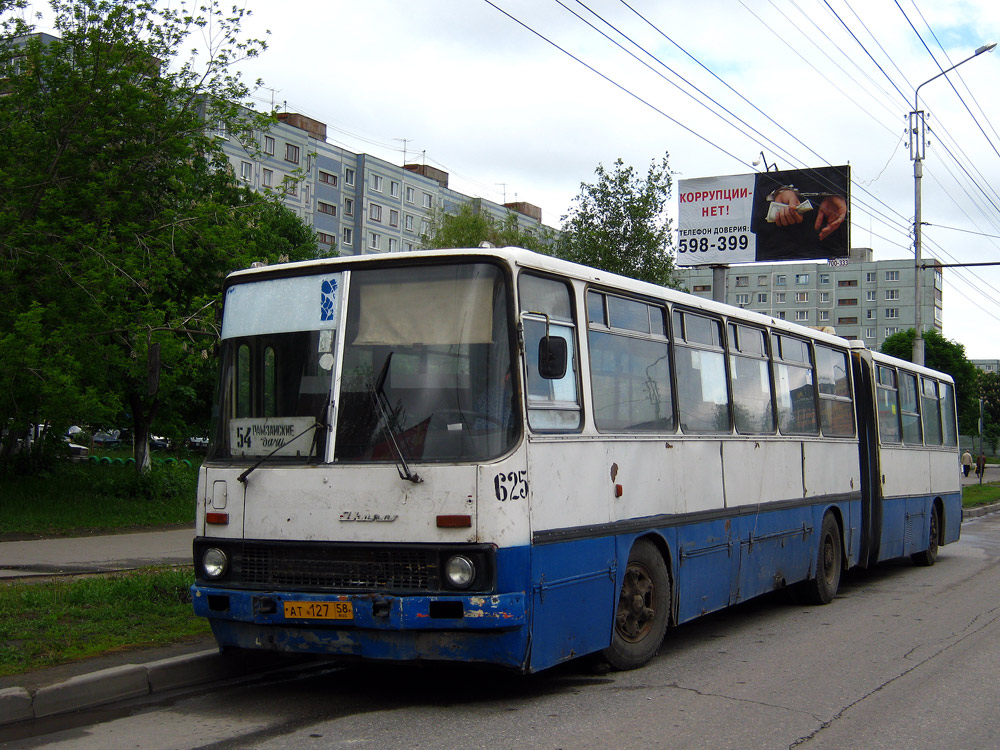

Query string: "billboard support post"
[711, 265, 727, 304]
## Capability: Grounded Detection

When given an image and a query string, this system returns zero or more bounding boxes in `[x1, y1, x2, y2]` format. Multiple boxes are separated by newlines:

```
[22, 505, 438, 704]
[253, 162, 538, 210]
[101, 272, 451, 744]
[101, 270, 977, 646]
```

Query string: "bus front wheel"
[603, 539, 670, 671]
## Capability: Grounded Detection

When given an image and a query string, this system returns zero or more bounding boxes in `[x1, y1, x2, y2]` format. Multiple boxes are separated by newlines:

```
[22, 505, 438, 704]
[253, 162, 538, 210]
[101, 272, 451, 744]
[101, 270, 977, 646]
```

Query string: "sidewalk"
[0, 526, 193, 579]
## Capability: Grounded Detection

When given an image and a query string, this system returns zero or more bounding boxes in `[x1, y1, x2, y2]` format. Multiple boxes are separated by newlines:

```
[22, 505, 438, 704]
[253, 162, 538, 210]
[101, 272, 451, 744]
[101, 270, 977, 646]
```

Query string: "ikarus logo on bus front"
[338, 511, 399, 522]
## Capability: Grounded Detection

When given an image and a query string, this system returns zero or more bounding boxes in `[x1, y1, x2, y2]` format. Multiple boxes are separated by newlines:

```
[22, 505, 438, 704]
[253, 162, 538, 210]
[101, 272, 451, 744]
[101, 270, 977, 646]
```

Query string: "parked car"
[185, 436, 209, 452]
[150, 435, 171, 450]
[92, 429, 123, 448]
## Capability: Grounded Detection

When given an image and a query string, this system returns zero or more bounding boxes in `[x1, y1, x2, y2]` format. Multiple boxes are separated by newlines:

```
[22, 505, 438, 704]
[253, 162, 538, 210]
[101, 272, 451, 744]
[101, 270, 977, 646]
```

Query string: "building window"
[819, 310, 830, 322]
[422, 192, 432, 209]
[795, 292, 808, 303]
[369, 203, 382, 222]
[795, 274, 810, 285]
[865, 327, 875, 338]
[795, 310, 809, 321]
[819, 273, 830, 284]
[735, 276, 749, 287]
[345, 198, 354, 217]
[318, 231, 335, 246]
[404, 214, 414, 231]
[345, 168, 355, 187]
[283, 180, 298, 197]
[885, 289, 900, 300]
[262, 168, 273, 188]
[388, 237, 398, 252]
[390, 180, 400, 198]
[838, 279, 858, 287]
[263, 135, 275, 155]
[693, 284, 711, 293]
[758, 275, 768, 286]
[777, 311, 786, 320]
[420, 219, 430, 235]
[866, 291, 876, 302]
[775, 292, 786, 303]
[285, 143, 300, 164]
[838, 298, 857, 306]
[405, 186, 415, 203]
[368, 232, 380, 250]
[865, 272, 876, 282]
[372, 175, 383, 192]
[886, 270, 900, 281]
[319, 171, 338, 186]
[318, 201, 337, 216]
[735, 293, 750, 305]
[886, 327, 899, 336]
[819, 292, 830, 303]
[405, 242, 414, 252]
[239, 161, 252, 182]
[886, 308, 899, 319]
[389, 209, 399, 227]
[866, 309, 875, 320]
[342, 227, 353, 246]
[838, 317, 858, 325]
[775, 275, 787, 286]
[757, 293, 767, 304]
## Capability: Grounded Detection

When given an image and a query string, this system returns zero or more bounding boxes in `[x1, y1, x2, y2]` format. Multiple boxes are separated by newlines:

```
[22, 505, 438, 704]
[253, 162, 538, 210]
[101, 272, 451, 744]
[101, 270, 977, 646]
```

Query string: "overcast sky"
[26, 0, 1000, 359]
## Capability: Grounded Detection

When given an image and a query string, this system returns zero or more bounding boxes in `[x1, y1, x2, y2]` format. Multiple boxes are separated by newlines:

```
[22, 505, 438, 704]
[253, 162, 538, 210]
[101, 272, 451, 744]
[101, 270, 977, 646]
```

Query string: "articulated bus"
[191, 248, 960, 673]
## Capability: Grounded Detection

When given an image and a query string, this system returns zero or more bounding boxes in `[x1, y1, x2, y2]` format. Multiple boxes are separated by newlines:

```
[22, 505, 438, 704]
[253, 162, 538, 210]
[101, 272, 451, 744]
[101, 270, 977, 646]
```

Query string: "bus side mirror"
[538, 336, 567, 380]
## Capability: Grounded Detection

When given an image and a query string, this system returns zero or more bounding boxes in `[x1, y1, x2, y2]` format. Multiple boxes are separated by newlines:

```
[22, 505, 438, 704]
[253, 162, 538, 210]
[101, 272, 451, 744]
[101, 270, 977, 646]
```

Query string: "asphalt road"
[6, 511, 1000, 750]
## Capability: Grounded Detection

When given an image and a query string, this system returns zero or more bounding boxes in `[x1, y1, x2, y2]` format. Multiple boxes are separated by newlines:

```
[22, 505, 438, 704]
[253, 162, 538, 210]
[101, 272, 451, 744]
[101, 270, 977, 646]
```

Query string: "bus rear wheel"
[801, 512, 842, 605]
[911, 504, 940, 567]
[603, 539, 670, 671]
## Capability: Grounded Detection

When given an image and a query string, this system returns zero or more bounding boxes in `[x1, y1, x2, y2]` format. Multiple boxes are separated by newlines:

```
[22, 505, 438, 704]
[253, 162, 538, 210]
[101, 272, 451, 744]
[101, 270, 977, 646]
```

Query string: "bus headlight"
[202, 547, 229, 579]
[444, 555, 475, 589]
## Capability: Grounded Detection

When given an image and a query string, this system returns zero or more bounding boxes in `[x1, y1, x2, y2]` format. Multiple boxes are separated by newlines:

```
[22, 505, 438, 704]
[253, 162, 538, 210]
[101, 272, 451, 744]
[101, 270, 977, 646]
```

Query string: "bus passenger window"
[729, 324, 774, 434]
[589, 292, 673, 432]
[236, 344, 251, 419]
[773, 334, 818, 435]
[921, 378, 942, 446]
[898, 371, 922, 445]
[940, 382, 957, 447]
[674, 311, 729, 433]
[876, 366, 901, 444]
[816, 345, 854, 437]
[520, 274, 581, 431]
[263, 347, 276, 417]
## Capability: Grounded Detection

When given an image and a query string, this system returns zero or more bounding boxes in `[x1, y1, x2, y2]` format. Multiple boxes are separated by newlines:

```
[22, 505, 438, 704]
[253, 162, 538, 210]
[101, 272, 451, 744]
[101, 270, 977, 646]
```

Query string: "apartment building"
[674, 248, 943, 350]
[219, 112, 552, 256]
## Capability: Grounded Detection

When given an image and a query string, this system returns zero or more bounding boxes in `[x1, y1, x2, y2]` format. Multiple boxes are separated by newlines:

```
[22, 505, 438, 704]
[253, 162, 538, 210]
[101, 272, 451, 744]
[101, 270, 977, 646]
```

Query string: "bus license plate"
[282, 601, 353, 620]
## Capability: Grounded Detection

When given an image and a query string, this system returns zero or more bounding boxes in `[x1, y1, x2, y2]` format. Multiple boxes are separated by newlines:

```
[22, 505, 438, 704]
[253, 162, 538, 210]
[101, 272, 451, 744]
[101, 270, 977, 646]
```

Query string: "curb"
[963, 501, 1000, 519]
[0, 648, 320, 728]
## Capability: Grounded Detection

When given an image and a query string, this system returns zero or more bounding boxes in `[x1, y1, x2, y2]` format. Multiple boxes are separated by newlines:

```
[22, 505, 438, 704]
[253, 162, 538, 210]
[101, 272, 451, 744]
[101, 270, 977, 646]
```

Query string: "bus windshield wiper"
[370, 352, 422, 484]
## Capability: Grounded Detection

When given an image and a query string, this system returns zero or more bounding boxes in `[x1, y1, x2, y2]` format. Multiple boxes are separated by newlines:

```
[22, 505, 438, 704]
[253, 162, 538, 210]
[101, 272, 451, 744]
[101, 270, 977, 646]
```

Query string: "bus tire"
[911, 504, 940, 567]
[802, 512, 842, 605]
[602, 539, 670, 671]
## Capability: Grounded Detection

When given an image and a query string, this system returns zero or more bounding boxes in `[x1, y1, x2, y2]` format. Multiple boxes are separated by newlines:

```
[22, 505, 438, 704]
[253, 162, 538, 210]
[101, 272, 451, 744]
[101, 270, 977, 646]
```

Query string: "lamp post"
[910, 42, 996, 366]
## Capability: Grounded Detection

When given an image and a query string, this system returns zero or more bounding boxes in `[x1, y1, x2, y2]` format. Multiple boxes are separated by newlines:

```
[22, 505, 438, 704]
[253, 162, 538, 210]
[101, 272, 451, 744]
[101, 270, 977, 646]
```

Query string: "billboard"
[677, 166, 850, 266]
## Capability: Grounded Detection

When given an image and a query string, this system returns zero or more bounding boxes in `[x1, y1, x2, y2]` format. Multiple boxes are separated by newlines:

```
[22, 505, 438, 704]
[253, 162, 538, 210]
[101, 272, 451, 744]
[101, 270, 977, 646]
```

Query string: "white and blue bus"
[191, 248, 960, 672]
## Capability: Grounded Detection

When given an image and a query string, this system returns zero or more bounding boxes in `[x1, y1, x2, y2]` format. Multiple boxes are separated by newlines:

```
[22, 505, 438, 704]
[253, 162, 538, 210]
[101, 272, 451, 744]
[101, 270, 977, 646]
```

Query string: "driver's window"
[518, 274, 581, 431]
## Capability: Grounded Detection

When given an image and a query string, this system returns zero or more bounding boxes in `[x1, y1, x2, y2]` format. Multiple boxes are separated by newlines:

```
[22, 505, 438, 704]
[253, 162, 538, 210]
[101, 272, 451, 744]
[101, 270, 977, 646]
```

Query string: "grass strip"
[962, 481, 1000, 508]
[0, 568, 210, 678]
[0, 463, 197, 536]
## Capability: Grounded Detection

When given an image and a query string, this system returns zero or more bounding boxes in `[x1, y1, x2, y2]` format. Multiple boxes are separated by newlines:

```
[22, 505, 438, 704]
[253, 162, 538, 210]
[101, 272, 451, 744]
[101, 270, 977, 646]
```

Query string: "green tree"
[420, 201, 553, 253]
[977, 370, 1000, 452]
[557, 155, 679, 288]
[880, 329, 980, 434]
[0, 0, 317, 473]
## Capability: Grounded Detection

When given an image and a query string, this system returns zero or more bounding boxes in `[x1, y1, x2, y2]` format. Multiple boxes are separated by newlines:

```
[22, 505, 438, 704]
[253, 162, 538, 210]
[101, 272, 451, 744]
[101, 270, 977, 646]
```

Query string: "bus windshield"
[209, 261, 518, 464]
[335, 262, 517, 463]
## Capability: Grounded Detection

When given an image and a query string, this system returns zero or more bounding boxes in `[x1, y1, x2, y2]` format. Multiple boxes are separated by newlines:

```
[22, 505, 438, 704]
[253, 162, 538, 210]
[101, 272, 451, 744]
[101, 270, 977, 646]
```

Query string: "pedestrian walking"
[962, 450, 973, 477]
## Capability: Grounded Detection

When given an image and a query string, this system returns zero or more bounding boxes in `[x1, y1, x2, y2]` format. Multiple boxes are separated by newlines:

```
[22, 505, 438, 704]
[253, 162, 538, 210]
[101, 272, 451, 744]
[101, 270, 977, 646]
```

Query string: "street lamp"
[910, 42, 996, 366]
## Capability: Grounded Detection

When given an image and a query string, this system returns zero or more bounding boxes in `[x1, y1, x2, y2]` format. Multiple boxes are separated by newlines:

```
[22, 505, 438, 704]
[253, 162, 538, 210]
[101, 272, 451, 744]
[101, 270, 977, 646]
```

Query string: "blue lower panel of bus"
[878, 491, 961, 562]
[193, 585, 532, 669]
